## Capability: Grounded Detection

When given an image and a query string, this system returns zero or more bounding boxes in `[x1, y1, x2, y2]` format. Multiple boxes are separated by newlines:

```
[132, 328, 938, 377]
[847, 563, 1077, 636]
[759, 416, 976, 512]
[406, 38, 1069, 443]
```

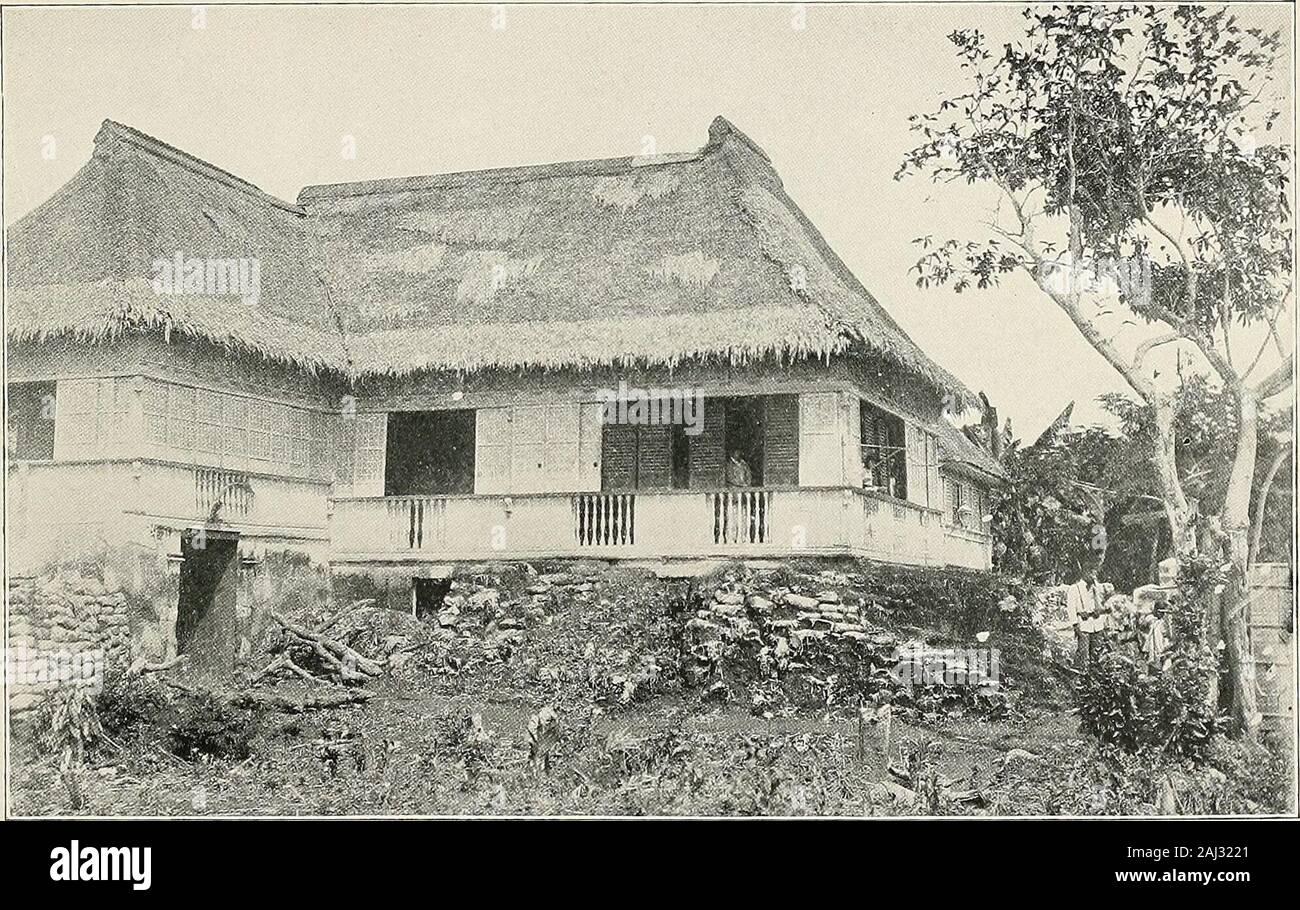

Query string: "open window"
[6, 381, 56, 460]
[722, 396, 764, 487]
[600, 393, 783, 491]
[860, 400, 906, 499]
[384, 410, 476, 496]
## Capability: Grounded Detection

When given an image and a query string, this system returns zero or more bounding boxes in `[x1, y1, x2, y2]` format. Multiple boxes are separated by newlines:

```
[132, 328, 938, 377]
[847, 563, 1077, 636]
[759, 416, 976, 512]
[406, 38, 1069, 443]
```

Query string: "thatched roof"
[5, 121, 346, 370]
[936, 418, 1009, 483]
[7, 117, 976, 405]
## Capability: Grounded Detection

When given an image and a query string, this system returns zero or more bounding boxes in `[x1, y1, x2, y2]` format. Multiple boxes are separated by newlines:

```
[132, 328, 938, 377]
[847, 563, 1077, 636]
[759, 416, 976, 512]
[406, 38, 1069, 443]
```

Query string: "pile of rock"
[681, 573, 897, 703]
[8, 573, 132, 715]
[679, 567, 1008, 716]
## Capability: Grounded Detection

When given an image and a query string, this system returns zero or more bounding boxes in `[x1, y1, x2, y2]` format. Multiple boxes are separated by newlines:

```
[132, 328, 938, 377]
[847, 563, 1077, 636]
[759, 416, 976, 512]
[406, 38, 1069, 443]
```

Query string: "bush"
[1076, 559, 1220, 760]
[166, 692, 256, 761]
[95, 672, 167, 741]
[36, 686, 103, 765]
[1078, 646, 1217, 759]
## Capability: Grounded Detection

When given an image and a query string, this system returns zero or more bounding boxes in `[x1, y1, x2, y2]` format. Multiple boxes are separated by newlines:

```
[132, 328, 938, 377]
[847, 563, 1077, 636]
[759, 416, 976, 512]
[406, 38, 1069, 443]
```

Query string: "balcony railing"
[328, 485, 988, 569]
[573, 492, 636, 547]
[711, 489, 772, 545]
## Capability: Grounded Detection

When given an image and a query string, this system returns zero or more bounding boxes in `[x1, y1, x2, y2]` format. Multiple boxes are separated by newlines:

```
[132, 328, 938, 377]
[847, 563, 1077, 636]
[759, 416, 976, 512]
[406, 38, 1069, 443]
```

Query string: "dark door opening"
[385, 409, 476, 496]
[723, 397, 764, 486]
[412, 577, 453, 619]
[176, 530, 240, 672]
[6, 381, 56, 460]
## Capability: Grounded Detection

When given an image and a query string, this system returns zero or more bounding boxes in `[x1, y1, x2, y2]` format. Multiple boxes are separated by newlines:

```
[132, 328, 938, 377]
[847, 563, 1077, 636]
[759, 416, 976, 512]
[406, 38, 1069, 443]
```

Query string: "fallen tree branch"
[272, 612, 385, 684]
[253, 655, 324, 686]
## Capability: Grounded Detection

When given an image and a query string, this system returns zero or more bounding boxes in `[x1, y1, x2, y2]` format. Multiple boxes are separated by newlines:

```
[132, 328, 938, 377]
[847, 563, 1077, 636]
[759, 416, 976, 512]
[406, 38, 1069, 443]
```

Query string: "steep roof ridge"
[95, 119, 305, 215]
[705, 116, 975, 407]
[299, 147, 706, 205]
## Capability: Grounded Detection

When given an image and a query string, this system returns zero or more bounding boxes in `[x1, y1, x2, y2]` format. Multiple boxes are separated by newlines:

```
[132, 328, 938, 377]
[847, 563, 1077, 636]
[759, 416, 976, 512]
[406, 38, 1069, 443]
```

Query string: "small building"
[5, 116, 1005, 659]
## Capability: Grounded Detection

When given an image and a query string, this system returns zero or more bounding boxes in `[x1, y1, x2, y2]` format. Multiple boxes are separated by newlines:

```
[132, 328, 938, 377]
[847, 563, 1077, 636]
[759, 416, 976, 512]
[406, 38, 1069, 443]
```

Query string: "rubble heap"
[682, 568, 1008, 716]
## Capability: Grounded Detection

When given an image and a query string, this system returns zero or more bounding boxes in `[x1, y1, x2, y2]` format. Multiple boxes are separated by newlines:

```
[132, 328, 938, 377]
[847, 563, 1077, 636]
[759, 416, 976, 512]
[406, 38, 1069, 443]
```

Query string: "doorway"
[385, 409, 476, 496]
[723, 397, 764, 486]
[176, 530, 240, 672]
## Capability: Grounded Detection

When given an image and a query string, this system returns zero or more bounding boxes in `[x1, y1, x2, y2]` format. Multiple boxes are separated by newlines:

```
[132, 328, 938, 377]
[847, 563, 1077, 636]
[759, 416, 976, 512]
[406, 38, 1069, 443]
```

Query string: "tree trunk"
[1249, 446, 1290, 567]
[1218, 388, 1261, 741]
[1151, 392, 1198, 556]
[1151, 390, 1223, 717]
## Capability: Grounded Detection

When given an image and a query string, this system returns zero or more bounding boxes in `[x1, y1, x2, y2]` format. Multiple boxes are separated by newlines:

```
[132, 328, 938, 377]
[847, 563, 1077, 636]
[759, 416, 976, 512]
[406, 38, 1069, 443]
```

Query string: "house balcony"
[328, 486, 992, 570]
[6, 458, 331, 572]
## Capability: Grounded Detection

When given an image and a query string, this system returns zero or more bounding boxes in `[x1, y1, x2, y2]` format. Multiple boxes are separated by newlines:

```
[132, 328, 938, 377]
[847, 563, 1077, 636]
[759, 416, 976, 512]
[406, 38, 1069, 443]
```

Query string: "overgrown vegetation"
[10, 558, 1289, 817]
[1076, 557, 1221, 758]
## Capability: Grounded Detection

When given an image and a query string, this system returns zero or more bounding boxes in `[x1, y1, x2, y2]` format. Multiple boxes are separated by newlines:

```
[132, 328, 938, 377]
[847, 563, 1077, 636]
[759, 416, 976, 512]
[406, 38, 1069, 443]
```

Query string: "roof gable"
[6, 117, 975, 406]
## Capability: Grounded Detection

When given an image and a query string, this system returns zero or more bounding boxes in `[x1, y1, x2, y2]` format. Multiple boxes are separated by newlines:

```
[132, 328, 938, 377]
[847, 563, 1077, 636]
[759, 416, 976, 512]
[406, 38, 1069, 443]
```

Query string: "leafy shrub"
[166, 692, 256, 761]
[95, 672, 167, 741]
[1079, 648, 1216, 758]
[37, 686, 104, 765]
[1077, 559, 1219, 759]
[35, 686, 104, 810]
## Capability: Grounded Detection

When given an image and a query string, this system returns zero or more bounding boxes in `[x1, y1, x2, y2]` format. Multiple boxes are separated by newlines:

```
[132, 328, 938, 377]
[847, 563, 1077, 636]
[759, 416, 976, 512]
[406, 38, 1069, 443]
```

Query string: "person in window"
[725, 449, 753, 487]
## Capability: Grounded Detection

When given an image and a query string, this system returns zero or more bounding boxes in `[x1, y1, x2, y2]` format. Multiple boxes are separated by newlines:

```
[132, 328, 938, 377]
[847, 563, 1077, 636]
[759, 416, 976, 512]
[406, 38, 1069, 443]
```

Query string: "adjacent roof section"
[5, 120, 345, 370]
[7, 117, 976, 406]
[935, 418, 1010, 483]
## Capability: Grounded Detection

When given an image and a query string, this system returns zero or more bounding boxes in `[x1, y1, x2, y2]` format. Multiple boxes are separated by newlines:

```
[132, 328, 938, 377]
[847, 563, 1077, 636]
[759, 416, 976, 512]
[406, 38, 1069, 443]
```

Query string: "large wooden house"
[6, 117, 1004, 654]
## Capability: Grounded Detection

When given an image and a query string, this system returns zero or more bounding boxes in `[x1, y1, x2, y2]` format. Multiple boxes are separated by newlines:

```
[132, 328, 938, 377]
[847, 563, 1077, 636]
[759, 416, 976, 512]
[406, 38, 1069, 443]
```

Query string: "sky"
[3, 2, 1294, 438]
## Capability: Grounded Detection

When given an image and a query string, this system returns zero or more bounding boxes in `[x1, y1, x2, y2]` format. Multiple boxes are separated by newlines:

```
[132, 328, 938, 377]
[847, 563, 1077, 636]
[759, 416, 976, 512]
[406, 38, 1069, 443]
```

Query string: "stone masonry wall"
[7, 573, 132, 716]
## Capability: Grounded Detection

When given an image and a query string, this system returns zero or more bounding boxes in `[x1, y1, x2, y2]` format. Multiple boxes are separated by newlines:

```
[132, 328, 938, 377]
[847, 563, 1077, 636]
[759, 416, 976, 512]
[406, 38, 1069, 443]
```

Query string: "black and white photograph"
[0, 0, 1295, 887]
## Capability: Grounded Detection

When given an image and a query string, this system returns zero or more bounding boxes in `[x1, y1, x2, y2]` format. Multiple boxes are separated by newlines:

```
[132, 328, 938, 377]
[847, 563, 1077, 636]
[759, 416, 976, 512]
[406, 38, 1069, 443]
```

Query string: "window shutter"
[577, 402, 603, 490]
[474, 406, 511, 494]
[542, 403, 581, 492]
[688, 399, 725, 488]
[333, 417, 356, 496]
[353, 413, 387, 496]
[842, 395, 863, 488]
[905, 423, 925, 506]
[926, 432, 941, 510]
[762, 394, 799, 486]
[195, 389, 224, 461]
[600, 422, 639, 491]
[636, 425, 672, 489]
[510, 405, 546, 493]
[798, 391, 842, 487]
[53, 378, 96, 459]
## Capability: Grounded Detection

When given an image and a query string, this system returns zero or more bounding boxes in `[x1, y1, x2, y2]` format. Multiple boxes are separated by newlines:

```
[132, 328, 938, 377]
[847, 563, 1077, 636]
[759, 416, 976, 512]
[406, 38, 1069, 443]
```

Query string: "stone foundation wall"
[7, 574, 132, 716]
